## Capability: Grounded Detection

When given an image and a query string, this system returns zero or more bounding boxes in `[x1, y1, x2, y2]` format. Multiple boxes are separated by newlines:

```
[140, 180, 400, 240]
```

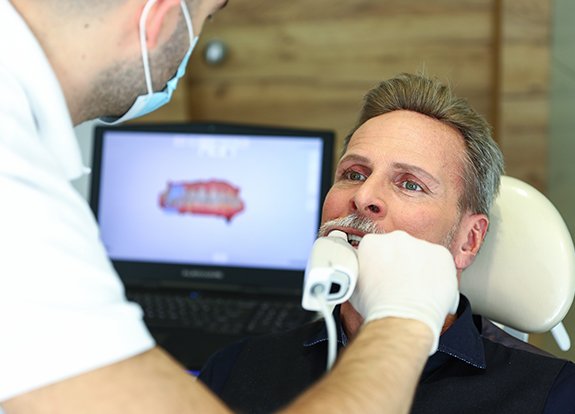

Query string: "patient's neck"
[340, 301, 458, 342]
[441, 313, 457, 335]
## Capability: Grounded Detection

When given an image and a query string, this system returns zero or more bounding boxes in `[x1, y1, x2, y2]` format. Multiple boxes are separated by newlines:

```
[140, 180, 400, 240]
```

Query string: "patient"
[199, 73, 575, 413]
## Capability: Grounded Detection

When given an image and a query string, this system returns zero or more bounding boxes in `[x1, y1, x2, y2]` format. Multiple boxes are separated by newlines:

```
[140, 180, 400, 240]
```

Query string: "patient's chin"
[340, 301, 364, 339]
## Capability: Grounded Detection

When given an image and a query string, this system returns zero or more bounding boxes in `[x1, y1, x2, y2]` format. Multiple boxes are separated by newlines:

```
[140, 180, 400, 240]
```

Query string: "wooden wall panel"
[498, 0, 551, 192]
[145, 0, 495, 165]
[143, 0, 553, 195]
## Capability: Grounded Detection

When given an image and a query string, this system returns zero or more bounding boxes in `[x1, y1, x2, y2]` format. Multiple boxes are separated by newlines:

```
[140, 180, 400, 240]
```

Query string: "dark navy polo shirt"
[200, 296, 575, 413]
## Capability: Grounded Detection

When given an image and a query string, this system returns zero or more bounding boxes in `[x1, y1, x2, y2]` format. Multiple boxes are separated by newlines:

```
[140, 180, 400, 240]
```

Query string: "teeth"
[347, 234, 363, 246]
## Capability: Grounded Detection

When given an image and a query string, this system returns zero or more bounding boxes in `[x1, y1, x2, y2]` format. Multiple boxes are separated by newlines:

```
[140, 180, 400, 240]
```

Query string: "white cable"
[312, 284, 338, 371]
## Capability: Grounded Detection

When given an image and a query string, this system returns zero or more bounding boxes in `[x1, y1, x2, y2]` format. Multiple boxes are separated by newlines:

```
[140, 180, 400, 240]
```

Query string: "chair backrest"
[460, 176, 575, 334]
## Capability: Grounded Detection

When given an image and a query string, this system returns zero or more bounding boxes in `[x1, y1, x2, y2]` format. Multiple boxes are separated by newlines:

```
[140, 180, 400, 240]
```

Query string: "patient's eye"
[343, 169, 367, 182]
[400, 180, 423, 192]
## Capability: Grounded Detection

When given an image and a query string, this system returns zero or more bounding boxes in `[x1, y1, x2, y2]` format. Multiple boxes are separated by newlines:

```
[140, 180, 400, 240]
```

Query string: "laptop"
[89, 122, 335, 372]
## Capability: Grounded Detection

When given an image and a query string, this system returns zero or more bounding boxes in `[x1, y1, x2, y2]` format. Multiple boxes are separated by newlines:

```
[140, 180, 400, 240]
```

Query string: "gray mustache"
[318, 214, 382, 237]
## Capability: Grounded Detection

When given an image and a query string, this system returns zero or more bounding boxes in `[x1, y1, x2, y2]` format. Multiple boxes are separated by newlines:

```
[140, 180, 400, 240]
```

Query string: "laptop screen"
[90, 123, 334, 293]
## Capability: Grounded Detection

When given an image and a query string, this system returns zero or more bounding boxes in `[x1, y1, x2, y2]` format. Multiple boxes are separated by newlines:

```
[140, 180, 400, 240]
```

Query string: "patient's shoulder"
[199, 319, 325, 391]
[198, 338, 248, 394]
[199, 320, 328, 414]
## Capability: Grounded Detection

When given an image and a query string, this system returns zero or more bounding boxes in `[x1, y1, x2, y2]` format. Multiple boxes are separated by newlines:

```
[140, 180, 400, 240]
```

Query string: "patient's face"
[321, 109, 467, 249]
[321, 109, 478, 335]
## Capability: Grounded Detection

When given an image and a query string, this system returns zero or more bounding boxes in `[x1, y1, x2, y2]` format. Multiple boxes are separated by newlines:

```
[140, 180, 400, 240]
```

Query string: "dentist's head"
[14, 0, 228, 124]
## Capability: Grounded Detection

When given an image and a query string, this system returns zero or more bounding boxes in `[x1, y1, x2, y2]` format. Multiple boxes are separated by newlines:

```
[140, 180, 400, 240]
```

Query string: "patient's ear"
[452, 213, 489, 271]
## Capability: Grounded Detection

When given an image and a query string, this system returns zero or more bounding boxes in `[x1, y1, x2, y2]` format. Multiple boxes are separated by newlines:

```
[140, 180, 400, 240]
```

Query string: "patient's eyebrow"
[338, 154, 372, 166]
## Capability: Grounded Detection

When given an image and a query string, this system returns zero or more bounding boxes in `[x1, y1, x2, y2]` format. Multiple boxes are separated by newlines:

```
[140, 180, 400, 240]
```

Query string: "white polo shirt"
[0, 0, 154, 401]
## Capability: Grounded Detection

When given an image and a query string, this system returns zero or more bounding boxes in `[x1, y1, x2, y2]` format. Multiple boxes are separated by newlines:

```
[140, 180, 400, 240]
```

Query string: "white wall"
[538, 0, 575, 360]
[549, 0, 575, 239]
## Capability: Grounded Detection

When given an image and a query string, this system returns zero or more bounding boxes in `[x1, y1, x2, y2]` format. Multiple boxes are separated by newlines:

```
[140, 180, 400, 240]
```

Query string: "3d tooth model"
[159, 179, 245, 222]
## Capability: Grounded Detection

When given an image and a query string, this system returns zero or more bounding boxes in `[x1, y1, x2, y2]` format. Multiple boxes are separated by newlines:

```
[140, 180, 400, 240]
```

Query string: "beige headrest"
[460, 176, 575, 333]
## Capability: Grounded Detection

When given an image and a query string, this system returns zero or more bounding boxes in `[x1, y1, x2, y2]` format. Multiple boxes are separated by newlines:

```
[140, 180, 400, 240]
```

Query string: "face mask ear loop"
[139, 0, 157, 95]
[180, 0, 195, 47]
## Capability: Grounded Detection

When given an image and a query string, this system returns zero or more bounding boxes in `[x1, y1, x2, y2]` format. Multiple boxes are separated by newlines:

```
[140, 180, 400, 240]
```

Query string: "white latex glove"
[349, 230, 459, 355]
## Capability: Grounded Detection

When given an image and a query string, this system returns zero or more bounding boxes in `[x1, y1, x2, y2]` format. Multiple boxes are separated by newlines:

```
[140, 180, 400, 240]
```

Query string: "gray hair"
[343, 73, 504, 216]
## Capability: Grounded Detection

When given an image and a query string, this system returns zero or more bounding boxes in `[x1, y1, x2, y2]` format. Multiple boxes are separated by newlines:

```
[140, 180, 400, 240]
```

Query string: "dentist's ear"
[453, 214, 489, 271]
[140, 0, 181, 49]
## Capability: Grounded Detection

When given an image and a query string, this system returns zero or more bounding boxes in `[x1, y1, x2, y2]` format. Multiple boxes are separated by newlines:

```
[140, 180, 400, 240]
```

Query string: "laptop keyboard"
[128, 292, 317, 336]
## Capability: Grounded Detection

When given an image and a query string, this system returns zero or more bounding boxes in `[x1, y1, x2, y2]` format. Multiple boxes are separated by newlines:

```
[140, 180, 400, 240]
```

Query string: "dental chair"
[461, 176, 575, 351]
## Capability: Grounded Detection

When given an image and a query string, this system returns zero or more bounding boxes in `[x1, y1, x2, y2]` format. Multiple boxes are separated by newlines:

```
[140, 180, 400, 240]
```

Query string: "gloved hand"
[349, 230, 459, 355]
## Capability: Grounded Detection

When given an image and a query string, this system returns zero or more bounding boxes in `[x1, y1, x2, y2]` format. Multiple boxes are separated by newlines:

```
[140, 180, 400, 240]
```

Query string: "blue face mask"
[101, 0, 198, 125]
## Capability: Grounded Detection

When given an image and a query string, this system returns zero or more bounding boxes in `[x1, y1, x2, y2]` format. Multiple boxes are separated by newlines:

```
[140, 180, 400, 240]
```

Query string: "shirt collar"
[435, 295, 486, 369]
[303, 295, 486, 371]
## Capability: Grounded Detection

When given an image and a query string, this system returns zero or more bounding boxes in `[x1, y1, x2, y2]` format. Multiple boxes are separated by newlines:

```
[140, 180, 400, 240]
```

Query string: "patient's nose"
[351, 180, 386, 218]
